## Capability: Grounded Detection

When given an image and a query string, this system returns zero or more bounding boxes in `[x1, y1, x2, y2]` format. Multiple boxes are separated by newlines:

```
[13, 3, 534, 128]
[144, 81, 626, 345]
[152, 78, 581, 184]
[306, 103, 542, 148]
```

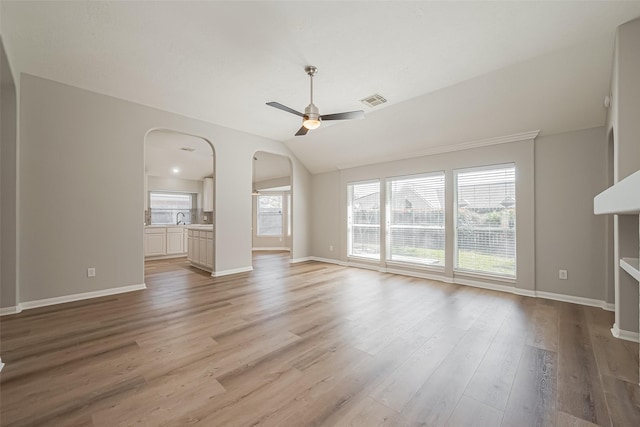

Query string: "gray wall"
[16, 74, 311, 304]
[1, 37, 17, 308]
[310, 138, 536, 293]
[535, 127, 608, 301]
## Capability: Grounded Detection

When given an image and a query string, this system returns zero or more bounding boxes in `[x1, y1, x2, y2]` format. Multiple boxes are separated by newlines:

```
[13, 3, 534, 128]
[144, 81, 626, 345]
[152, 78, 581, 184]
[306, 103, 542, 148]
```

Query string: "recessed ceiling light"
[171, 167, 180, 174]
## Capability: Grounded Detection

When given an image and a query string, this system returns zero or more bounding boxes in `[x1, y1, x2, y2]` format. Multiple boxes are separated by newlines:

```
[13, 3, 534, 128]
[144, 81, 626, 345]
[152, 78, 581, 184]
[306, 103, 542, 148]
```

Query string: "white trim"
[307, 257, 615, 312]
[290, 257, 313, 264]
[611, 323, 640, 343]
[535, 291, 615, 312]
[18, 284, 147, 311]
[336, 130, 540, 170]
[0, 305, 23, 316]
[252, 247, 290, 251]
[308, 256, 345, 266]
[212, 266, 253, 277]
[0, 357, 4, 372]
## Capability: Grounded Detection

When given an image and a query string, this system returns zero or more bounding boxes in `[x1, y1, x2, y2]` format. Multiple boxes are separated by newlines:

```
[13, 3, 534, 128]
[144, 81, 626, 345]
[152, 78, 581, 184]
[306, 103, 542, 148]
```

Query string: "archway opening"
[143, 129, 216, 277]
[251, 152, 293, 267]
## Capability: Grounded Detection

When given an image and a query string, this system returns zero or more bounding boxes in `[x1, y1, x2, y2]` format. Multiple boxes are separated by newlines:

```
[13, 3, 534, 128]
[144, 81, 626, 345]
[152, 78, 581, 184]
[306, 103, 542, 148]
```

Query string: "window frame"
[347, 179, 381, 261]
[453, 163, 517, 279]
[256, 192, 285, 237]
[385, 171, 446, 269]
[148, 191, 196, 225]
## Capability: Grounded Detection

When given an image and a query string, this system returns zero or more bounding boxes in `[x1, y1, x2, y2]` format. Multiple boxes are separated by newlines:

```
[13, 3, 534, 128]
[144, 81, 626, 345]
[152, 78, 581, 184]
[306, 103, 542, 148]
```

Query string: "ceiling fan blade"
[266, 102, 304, 117]
[295, 126, 309, 136]
[320, 110, 365, 121]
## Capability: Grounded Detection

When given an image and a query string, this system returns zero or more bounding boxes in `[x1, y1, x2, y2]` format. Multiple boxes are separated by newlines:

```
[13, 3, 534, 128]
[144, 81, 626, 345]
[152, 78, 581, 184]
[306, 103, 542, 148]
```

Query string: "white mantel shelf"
[594, 170, 640, 215]
[621, 258, 640, 282]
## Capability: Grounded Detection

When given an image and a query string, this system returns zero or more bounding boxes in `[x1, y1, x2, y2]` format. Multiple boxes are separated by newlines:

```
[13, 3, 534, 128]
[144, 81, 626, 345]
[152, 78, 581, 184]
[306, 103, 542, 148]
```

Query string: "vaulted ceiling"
[3, 1, 640, 173]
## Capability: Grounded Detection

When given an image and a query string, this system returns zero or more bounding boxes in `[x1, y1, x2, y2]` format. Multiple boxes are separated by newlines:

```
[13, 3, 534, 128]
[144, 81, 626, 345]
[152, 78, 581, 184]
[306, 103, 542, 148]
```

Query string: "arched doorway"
[251, 151, 293, 266]
[143, 129, 216, 276]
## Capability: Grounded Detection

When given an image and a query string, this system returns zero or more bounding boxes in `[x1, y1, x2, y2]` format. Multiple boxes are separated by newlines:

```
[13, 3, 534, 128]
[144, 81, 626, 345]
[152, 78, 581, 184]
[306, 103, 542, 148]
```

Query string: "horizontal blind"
[348, 180, 380, 259]
[455, 165, 516, 277]
[149, 192, 193, 225]
[257, 194, 283, 236]
[387, 173, 445, 266]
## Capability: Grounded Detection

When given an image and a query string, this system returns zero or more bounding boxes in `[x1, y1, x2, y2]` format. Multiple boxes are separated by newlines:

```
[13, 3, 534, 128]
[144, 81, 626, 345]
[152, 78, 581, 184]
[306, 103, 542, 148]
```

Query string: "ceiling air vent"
[361, 94, 387, 108]
[179, 147, 196, 152]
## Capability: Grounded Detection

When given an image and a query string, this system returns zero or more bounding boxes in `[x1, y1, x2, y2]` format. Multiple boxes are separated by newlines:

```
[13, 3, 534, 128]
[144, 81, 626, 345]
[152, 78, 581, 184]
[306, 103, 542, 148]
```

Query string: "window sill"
[386, 260, 445, 272]
[453, 269, 516, 284]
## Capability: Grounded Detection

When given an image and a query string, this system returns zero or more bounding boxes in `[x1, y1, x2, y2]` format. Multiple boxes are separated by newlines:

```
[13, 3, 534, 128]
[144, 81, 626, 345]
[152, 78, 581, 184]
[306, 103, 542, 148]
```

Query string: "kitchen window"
[149, 192, 194, 225]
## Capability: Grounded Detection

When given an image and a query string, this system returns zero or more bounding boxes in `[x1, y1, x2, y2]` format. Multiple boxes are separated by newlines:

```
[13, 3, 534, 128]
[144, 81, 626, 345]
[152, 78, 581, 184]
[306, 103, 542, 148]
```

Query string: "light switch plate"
[87, 268, 96, 277]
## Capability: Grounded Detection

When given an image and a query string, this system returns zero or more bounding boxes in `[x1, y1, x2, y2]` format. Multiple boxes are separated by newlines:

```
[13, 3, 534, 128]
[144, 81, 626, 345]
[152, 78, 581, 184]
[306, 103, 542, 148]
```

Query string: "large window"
[257, 194, 283, 236]
[149, 192, 194, 225]
[348, 180, 380, 259]
[455, 165, 516, 277]
[387, 173, 445, 266]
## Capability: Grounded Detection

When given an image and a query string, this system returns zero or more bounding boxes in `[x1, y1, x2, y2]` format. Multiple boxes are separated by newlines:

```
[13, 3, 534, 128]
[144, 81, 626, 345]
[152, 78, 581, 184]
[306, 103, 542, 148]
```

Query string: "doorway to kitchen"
[143, 130, 215, 279]
[251, 152, 293, 267]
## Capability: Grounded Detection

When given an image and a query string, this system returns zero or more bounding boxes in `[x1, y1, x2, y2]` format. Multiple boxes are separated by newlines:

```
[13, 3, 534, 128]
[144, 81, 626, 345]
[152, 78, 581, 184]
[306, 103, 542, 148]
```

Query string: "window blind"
[455, 165, 516, 277]
[347, 180, 380, 259]
[387, 173, 445, 266]
[149, 192, 193, 225]
[257, 194, 283, 236]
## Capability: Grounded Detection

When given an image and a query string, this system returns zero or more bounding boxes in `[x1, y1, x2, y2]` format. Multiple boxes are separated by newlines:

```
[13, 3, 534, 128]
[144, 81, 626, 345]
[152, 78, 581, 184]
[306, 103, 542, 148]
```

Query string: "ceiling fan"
[266, 66, 365, 136]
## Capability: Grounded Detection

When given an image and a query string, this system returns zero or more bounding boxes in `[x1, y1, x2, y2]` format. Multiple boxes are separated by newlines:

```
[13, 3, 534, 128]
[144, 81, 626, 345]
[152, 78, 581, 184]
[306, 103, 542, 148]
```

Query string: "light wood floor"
[1, 252, 639, 426]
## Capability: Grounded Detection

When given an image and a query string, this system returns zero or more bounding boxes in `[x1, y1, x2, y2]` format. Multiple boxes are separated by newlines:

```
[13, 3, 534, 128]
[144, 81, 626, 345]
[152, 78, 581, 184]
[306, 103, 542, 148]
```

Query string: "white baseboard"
[611, 323, 640, 343]
[308, 256, 345, 266]
[212, 266, 253, 277]
[535, 291, 615, 312]
[307, 257, 616, 313]
[17, 284, 147, 311]
[290, 257, 313, 263]
[0, 305, 23, 316]
[252, 247, 290, 251]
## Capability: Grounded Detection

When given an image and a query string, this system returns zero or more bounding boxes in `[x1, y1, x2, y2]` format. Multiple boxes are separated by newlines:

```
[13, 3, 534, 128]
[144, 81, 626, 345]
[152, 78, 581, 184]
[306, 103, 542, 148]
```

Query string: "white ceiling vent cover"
[361, 94, 387, 108]
[179, 147, 196, 152]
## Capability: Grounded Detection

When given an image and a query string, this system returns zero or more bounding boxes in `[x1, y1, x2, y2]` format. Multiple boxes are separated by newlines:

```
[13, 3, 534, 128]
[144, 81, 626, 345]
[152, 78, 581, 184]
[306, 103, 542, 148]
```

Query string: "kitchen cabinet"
[166, 227, 184, 254]
[144, 228, 166, 257]
[187, 227, 214, 272]
[144, 226, 188, 258]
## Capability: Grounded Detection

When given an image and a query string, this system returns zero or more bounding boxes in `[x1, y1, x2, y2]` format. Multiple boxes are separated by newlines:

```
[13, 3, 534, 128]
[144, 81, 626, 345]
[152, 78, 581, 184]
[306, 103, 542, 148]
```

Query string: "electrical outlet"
[87, 267, 96, 278]
[329, 245, 334, 252]
[559, 269, 568, 280]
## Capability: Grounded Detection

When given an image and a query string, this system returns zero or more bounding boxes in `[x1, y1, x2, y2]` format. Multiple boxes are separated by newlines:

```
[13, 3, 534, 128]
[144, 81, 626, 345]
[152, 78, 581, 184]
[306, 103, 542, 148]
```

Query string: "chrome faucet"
[176, 212, 186, 225]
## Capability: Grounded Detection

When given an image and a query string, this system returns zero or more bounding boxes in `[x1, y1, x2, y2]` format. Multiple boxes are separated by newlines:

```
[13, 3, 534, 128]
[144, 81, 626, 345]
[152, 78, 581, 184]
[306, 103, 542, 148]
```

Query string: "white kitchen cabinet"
[145, 226, 188, 258]
[166, 227, 184, 254]
[203, 177, 214, 212]
[186, 226, 214, 272]
[184, 229, 189, 255]
[144, 228, 166, 257]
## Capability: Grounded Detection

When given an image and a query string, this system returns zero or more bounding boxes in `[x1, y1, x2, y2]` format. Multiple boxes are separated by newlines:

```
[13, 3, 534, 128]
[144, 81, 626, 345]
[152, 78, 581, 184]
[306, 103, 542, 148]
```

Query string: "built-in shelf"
[594, 170, 640, 215]
[620, 258, 640, 282]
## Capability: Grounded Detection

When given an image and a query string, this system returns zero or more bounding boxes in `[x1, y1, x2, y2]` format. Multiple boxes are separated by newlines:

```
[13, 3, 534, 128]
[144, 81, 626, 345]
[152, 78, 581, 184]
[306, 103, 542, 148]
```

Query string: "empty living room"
[1, 1, 640, 426]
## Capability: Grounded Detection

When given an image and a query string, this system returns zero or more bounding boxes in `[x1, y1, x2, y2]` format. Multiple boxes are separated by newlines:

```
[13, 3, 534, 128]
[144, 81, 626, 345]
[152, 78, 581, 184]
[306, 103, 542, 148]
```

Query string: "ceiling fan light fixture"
[303, 118, 321, 130]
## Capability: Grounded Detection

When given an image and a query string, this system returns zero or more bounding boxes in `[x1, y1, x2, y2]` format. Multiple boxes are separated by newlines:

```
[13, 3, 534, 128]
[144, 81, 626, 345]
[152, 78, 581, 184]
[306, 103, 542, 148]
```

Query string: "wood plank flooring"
[1, 252, 638, 426]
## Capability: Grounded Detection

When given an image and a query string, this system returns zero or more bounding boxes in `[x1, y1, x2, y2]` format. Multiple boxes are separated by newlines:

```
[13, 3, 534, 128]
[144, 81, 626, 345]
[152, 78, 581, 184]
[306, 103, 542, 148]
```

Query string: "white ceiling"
[254, 151, 291, 183]
[145, 130, 213, 181]
[3, 1, 640, 173]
